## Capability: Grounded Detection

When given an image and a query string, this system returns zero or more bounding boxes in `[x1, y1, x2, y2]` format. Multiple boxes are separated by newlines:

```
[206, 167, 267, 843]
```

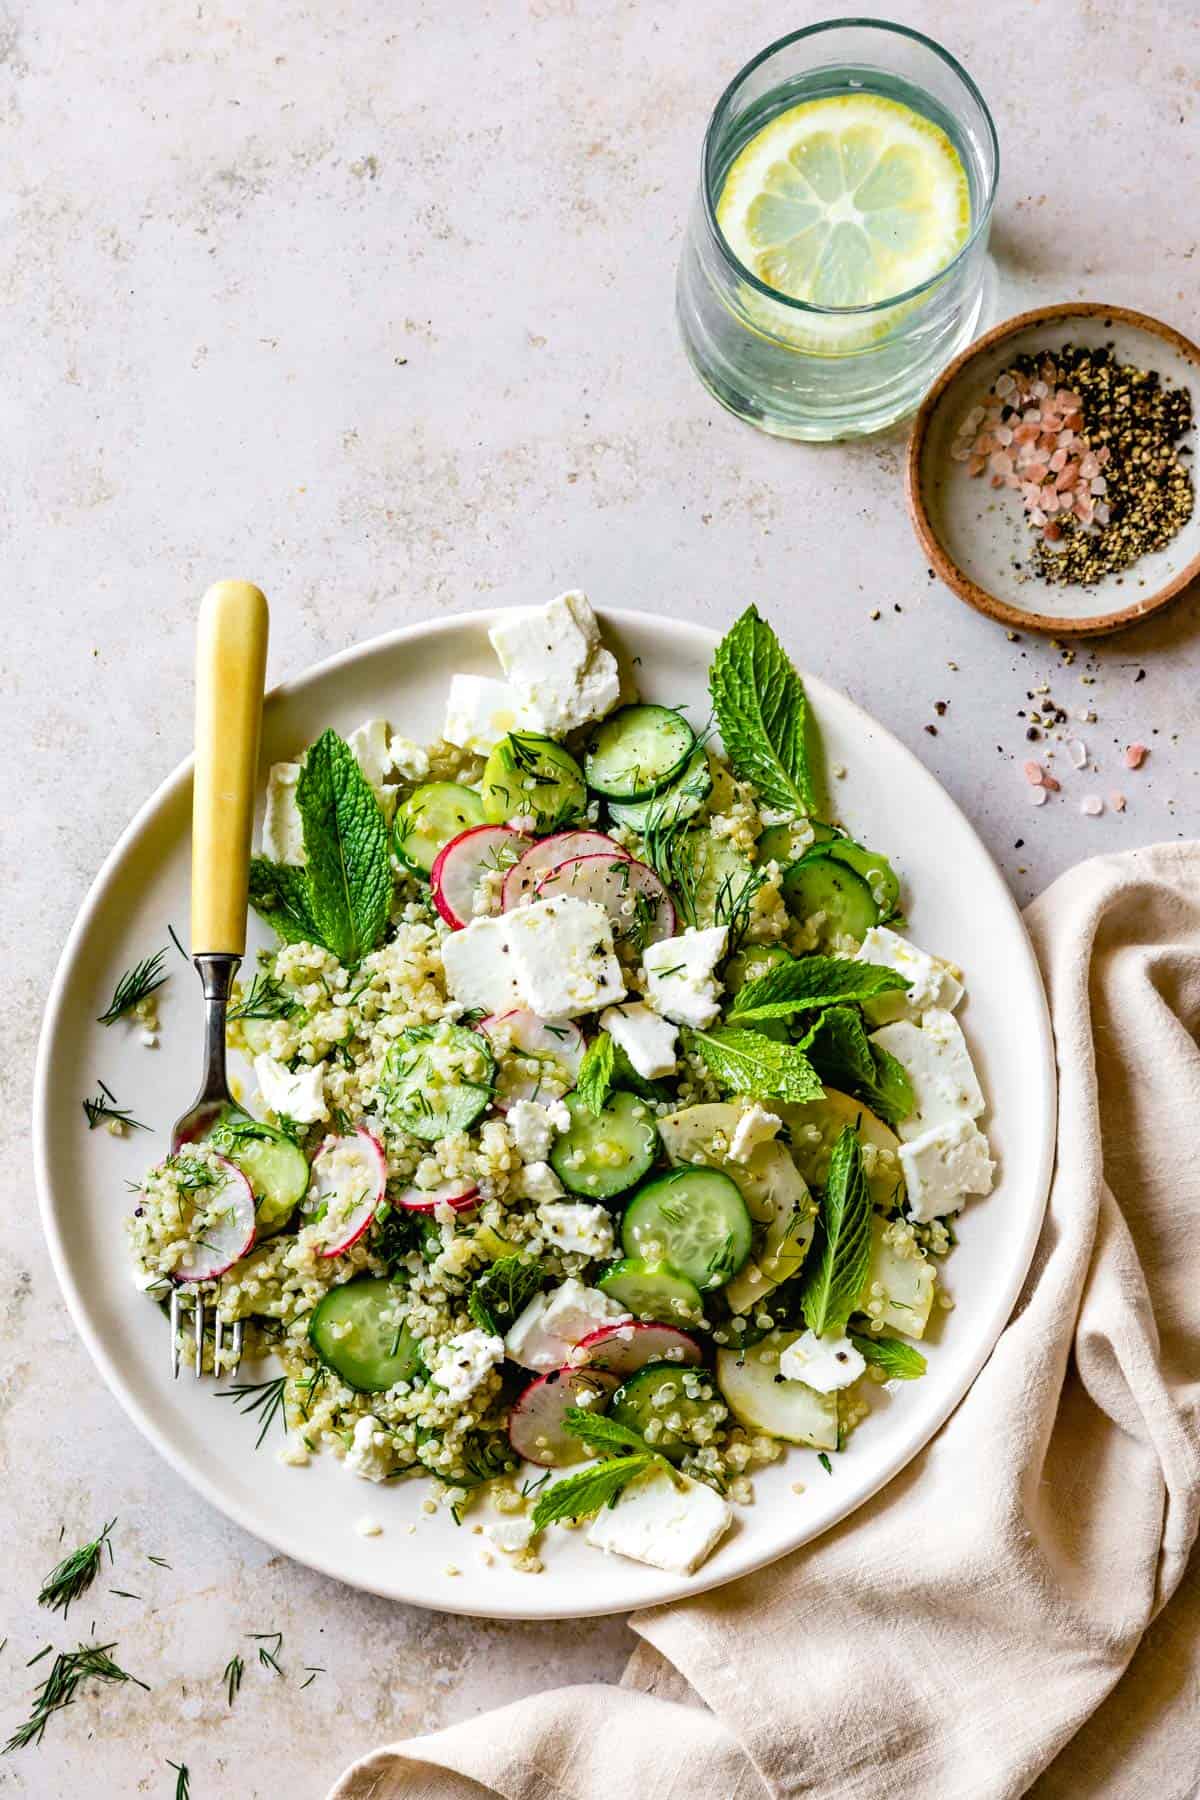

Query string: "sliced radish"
[501, 829, 628, 912]
[308, 1128, 388, 1257]
[507, 1366, 619, 1467]
[431, 824, 534, 930]
[391, 1177, 480, 1215]
[477, 1009, 585, 1107]
[174, 1155, 256, 1282]
[570, 1319, 703, 1376]
[535, 853, 675, 948]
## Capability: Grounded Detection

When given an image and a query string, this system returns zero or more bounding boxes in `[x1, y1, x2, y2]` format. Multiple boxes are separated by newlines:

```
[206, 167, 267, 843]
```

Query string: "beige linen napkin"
[330, 844, 1200, 1800]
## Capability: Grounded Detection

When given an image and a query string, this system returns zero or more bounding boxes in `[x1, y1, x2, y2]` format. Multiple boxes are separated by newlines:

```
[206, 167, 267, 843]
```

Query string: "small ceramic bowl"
[906, 303, 1200, 636]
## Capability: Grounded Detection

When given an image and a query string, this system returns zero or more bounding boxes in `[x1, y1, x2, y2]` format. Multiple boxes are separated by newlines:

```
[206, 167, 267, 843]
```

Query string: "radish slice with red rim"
[431, 823, 534, 930]
[477, 1009, 585, 1107]
[501, 830, 628, 912]
[507, 1366, 619, 1467]
[308, 1127, 388, 1257]
[535, 853, 675, 948]
[570, 1319, 703, 1376]
[391, 1177, 480, 1215]
[174, 1155, 256, 1282]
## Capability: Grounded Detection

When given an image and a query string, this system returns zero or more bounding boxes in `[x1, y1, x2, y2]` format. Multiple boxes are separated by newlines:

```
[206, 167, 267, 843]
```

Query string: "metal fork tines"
[170, 1288, 243, 1380]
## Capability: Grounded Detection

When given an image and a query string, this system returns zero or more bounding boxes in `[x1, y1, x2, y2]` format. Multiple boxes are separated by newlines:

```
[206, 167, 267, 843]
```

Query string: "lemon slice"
[717, 94, 970, 312]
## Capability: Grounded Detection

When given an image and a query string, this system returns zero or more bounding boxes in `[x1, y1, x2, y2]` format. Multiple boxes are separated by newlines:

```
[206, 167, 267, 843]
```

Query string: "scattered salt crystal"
[1124, 743, 1148, 769]
[993, 376, 1014, 399]
[1090, 476, 1108, 496]
[1073, 706, 1091, 722]
[966, 405, 986, 429]
[1067, 739, 1087, 768]
[1094, 502, 1111, 525]
[1041, 772, 1061, 792]
[967, 456, 986, 478]
[1080, 796, 1103, 816]
[1111, 791, 1127, 812]
[950, 443, 972, 462]
[995, 425, 1014, 447]
[1023, 760, 1044, 785]
[1049, 448, 1068, 473]
[1028, 787, 1048, 807]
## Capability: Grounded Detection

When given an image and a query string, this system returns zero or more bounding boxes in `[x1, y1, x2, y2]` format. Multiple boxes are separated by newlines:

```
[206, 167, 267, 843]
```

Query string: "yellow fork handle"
[191, 580, 270, 956]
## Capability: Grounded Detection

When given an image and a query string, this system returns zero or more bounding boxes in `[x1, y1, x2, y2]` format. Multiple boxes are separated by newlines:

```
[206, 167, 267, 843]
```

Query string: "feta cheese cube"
[779, 1329, 866, 1393]
[901, 1116, 994, 1222]
[484, 1516, 535, 1554]
[643, 926, 728, 1028]
[440, 914, 523, 1015]
[586, 1466, 732, 1574]
[504, 1278, 630, 1371]
[870, 1008, 985, 1142]
[729, 1102, 783, 1164]
[488, 592, 621, 735]
[857, 926, 964, 1025]
[443, 673, 521, 754]
[262, 761, 305, 864]
[600, 1002, 678, 1079]
[345, 1415, 393, 1482]
[536, 1200, 614, 1258]
[507, 1098, 557, 1162]
[388, 735, 431, 783]
[430, 1328, 505, 1403]
[253, 1053, 327, 1124]
[504, 897, 625, 1019]
[519, 1160, 564, 1204]
[347, 718, 393, 793]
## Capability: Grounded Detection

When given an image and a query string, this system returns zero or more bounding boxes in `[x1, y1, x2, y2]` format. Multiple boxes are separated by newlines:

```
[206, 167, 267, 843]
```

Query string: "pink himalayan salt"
[1124, 744, 1149, 769]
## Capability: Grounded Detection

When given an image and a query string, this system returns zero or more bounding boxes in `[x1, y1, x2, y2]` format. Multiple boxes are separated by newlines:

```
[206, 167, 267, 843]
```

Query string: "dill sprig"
[167, 922, 189, 962]
[250, 1630, 284, 1677]
[3, 1640, 149, 1753]
[37, 1520, 116, 1618]
[227, 971, 298, 1023]
[97, 950, 168, 1026]
[215, 1375, 288, 1449]
[223, 1652, 244, 1706]
[168, 1759, 191, 1798]
[299, 1665, 325, 1690]
[82, 1081, 148, 1133]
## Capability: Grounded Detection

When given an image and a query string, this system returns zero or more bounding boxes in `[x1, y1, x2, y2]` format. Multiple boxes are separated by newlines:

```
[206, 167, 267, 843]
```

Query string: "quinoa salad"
[126, 597, 995, 1579]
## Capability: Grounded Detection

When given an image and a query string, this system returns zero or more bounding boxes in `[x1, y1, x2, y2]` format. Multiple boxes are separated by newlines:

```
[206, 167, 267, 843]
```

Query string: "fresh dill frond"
[97, 950, 168, 1026]
[167, 1759, 191, 1798]
[215, 1375, 288, 1449]
[227, 971, 298, 1023]
[249, 1630, 284, 1677]
[37, 1520, 116, 1618]
[167, 922, 189, 962]
[3, 1640, 148, 1753]
[299, 1665, 325, 1689]
[223, 1652, 244, 1705]
[147, 1554, 172, 1569]
[82, 1082, 148, 1133]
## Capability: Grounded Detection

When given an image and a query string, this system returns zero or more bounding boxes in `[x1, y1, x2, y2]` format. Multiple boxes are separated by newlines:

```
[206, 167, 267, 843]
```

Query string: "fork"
[169, 580, 270, 1380]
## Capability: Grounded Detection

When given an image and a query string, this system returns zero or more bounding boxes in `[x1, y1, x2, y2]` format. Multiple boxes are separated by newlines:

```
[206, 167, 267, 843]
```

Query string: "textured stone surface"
[1, 0, 1197, 1792]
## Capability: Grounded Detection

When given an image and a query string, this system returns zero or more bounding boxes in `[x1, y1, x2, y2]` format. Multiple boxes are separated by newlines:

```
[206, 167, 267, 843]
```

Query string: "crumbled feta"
[431, 1328, 505, 1403]
[643, 926, 728, 1028]
[729, 1102, 783, 1164]
[488, 592, 621, 735]
[443, 673, 521, 753]
[504, 897, 625, 1019]
[262, 760, 305, 864]
[507, 1098, 557, 1162]
[870, 1009, 985, 1142]
[600, 1002, 678, 1079]
[779, 1329, 866, 1393]
[519, 1160, 565, 1204]
[253, 1053, 327, 1124]
[347, 718, 394, 793]
[536, 1200, 614, 1258]
[484, 1516, 535, 1554]
[440, 914, 524, 1014]
[900, 1117, 995, 1223]
[586, 1465, 732, 1574]
[345, 1415, 394, 1482]
[857, 926, 964, 1025]
[504, 1278, 630, 1371]
[388, 735, 431, 783]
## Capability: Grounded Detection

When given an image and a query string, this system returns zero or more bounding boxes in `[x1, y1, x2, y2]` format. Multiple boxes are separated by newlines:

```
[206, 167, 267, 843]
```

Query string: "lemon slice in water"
[717, 94, 970, 314]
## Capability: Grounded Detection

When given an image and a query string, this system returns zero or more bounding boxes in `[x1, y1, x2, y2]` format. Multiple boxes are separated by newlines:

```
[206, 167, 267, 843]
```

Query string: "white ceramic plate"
[34, 608, 1056, 1620]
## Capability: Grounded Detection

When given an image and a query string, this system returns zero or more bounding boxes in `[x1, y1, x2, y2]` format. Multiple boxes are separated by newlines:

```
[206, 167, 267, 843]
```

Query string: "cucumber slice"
[858, 1215, 935, 1338]
[716, 1329, 839, 1448]
[597, 1257, 704, 1326]
[207, 1111, 310, 1237]
[584, 705, 694, 801]
[621, 1167, 753, 1292]
[723, 943, 794, 994]
[670, 832, 756, 931]
[378, 1024, 496, 1142]
[782, 849, 878, 944]
[608, 747, 713, 834]
[757, 819, 840, 866]
[309, 1277, 422, 1392]
[550, 1090, 657, 1201]
[610, 1362, 725, 1463]
[394, 782, 485, 876]
[825, 840, 901, 918]
[779, 1087, 904, 1213]
[480, 733, 587, 832]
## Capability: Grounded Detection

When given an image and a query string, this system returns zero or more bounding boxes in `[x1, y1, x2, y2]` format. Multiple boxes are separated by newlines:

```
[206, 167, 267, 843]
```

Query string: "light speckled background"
[3, 0, 1198, 1793]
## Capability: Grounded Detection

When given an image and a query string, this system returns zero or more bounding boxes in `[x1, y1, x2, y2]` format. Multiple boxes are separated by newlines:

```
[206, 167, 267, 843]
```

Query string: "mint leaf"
[799, 1007, 914, 1126]
[575, 1031, 616, 1115]
[710, 607, 814, 816]
[801, 1125, 873, 1337]
[730, 955, 909, 1021]
[295, 729, 391, 965]
[248, 857, 322, 946]
[468, 1256, 544, 1336]
[531, 1454, 652, 1530]
[562, 1407, 656, 1458]
[687, 1025, 824, 1104]
[849, 1333, 927, 1380]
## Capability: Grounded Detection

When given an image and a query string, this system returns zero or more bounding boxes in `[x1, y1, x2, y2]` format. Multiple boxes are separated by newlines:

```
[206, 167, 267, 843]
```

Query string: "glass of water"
[676, 20, 999, 441]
